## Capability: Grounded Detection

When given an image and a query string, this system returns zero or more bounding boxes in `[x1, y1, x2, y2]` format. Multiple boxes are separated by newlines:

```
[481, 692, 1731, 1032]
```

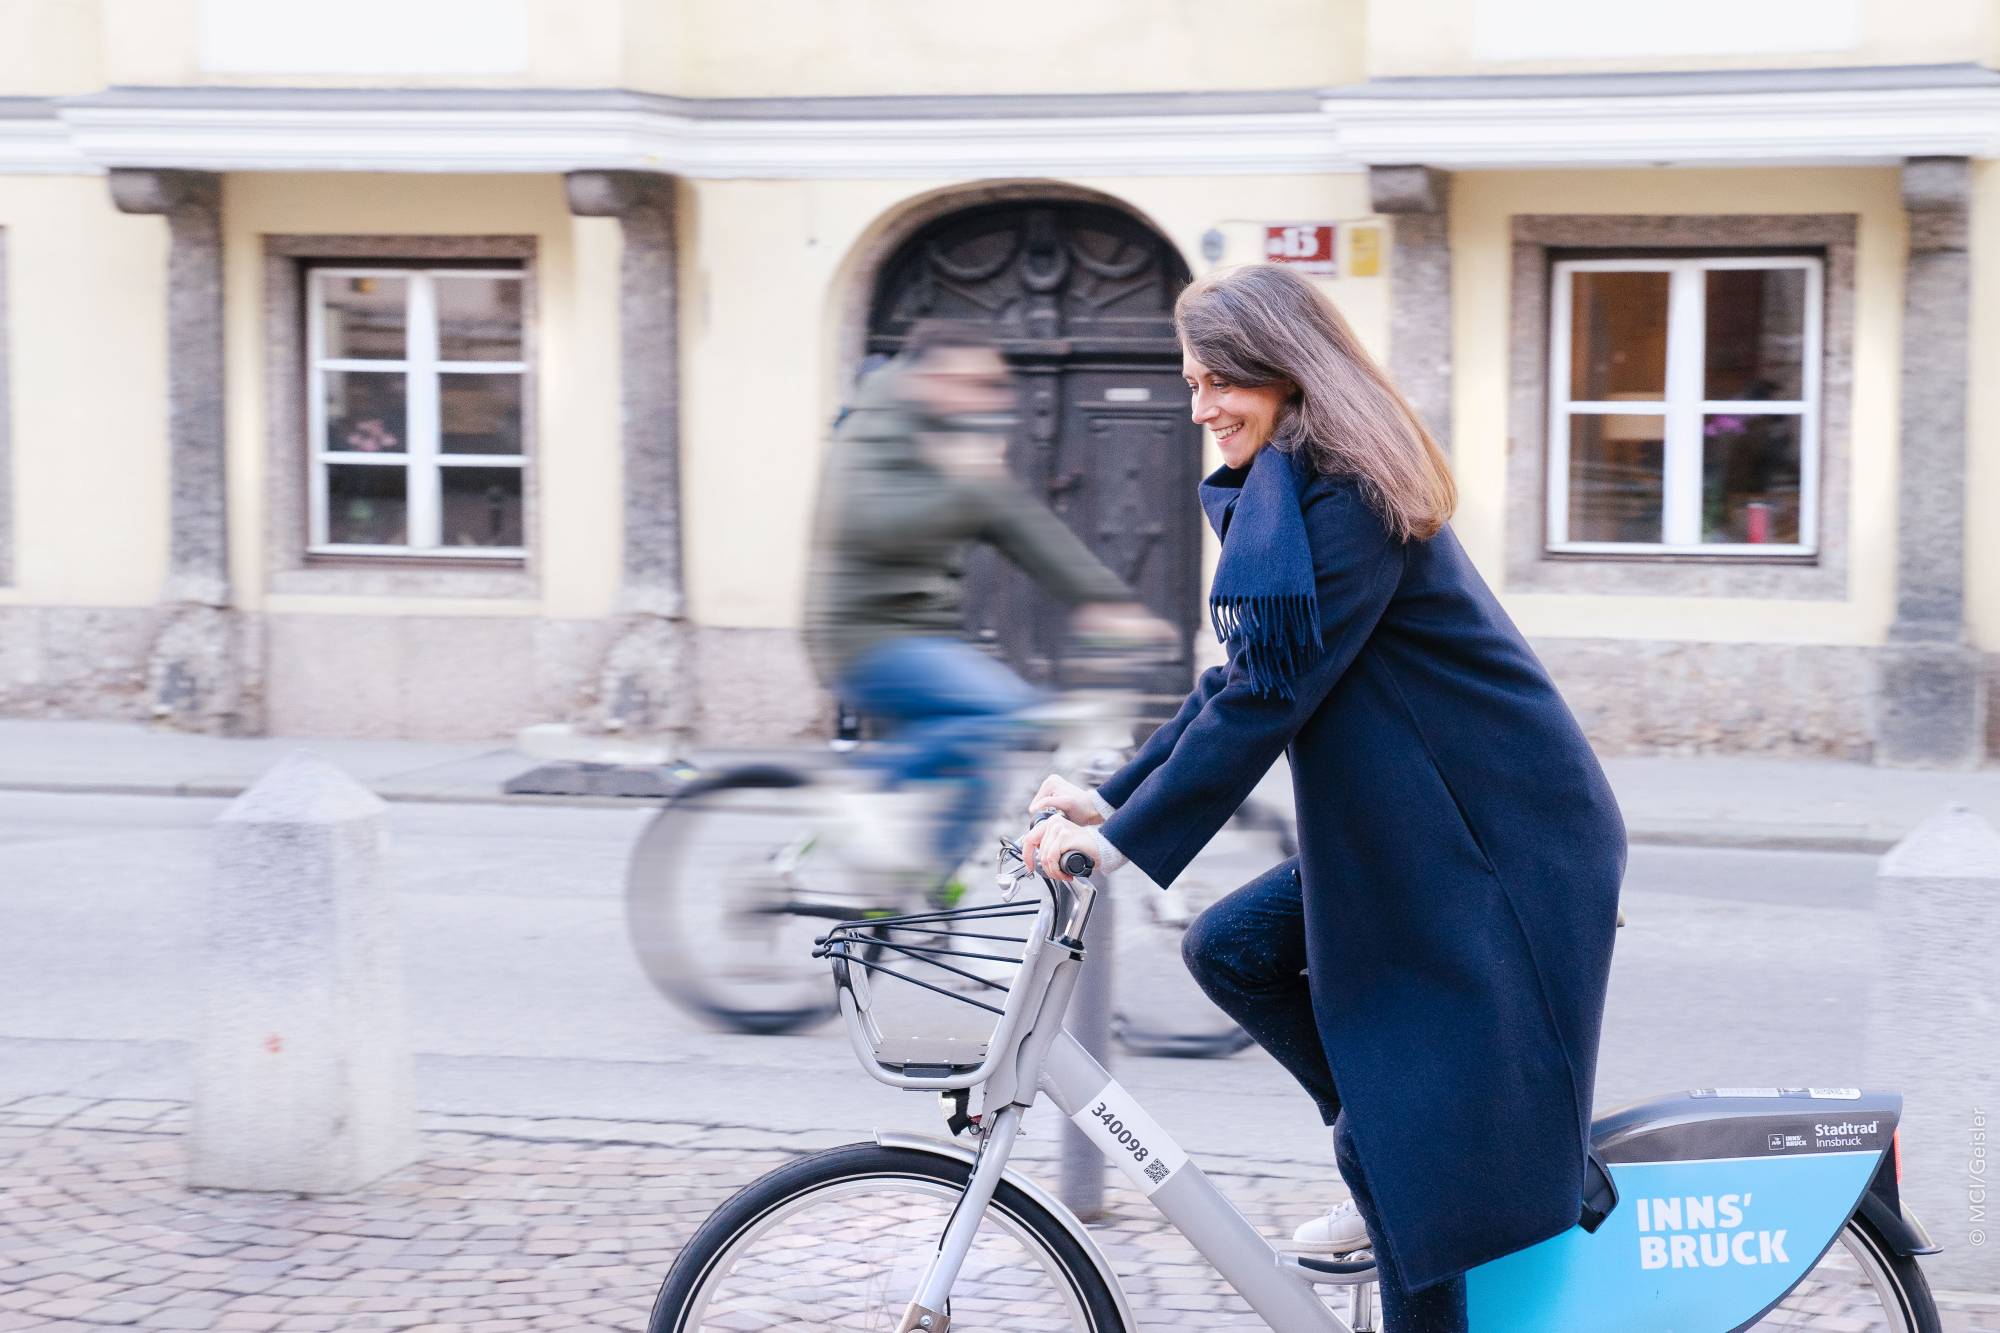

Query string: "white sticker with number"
[1071, 1079, 1188, 1196]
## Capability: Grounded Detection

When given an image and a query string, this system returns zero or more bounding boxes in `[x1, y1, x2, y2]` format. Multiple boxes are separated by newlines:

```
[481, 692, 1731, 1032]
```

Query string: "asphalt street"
[0, 788, 1886, 1175]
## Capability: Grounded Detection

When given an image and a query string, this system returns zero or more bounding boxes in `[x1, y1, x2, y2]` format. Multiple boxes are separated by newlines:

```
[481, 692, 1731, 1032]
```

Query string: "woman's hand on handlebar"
[1020, 812, 1099, 883]
[1027, 774, 1104, 826]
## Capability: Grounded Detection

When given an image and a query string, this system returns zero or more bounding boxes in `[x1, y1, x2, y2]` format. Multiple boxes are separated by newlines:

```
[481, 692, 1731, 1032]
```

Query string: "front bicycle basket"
[813, 892, 1052, 1090]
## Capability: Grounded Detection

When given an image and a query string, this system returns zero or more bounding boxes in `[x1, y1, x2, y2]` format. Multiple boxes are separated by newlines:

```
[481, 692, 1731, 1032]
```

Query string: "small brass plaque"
[1349, 225, 1383, 278]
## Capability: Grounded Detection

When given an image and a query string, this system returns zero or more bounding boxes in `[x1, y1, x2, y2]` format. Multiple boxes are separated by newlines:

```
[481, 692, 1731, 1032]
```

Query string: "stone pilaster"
[564, 171, 691, 745]
[1368, 165, 1453, 452]
[109, 168, 251, 734]
[1876, 157, 1985, 768]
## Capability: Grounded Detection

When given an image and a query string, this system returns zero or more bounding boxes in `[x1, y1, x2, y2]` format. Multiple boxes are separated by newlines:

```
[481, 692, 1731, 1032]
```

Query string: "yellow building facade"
[0, 0, 1994, 765]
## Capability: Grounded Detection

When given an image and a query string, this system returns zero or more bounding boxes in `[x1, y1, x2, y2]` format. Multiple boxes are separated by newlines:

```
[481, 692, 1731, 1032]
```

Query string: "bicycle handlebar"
[1028, 808, 1098, 880]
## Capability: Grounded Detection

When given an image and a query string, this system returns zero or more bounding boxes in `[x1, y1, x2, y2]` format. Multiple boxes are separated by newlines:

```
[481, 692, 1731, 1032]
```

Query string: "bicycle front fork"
[896, 1104, 1029, 1332]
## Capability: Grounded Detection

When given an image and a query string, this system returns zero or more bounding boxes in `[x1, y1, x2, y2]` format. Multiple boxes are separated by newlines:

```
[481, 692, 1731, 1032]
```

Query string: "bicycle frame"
[835, 866, 1360, 1332]
[827, 859, 1933, 1333]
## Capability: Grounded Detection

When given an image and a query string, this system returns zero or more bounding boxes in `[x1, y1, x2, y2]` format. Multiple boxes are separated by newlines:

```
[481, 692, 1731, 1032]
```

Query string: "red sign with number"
[1263, 224, 1338, 274]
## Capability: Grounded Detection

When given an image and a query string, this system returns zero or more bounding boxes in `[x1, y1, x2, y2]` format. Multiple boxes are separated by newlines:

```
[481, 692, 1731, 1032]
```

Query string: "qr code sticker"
[1143, 1158, 1170, 1186]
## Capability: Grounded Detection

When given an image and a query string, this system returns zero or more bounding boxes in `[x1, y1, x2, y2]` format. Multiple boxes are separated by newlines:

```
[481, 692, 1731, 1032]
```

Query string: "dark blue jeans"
[1182, 860, 1469, 1333]
[838, 636, 1038, 864]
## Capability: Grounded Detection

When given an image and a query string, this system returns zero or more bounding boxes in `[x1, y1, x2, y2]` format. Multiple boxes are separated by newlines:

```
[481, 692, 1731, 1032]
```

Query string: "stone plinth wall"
[253, 616, 831, 745]
[1988, 653, 2000, 760]
[1535, 638, 1878, 759]
[691, 624, 834, 746]
[261, 614, 613, 741]
[2, 611, 1995, 762]
[0, 606, 162, 720]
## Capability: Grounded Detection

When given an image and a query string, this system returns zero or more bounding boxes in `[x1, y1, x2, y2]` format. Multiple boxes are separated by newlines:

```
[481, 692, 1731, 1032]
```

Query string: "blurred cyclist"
[803, 320, 1164, 883]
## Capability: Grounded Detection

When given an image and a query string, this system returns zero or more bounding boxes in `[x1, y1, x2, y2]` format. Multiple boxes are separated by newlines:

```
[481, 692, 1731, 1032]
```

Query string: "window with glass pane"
[308, 267, 527, 555]
[1548, 256, 1820, 555]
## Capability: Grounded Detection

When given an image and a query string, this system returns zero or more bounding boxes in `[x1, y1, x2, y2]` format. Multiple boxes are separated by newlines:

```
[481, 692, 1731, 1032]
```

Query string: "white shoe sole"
[1277, 1237, 1372, 1256]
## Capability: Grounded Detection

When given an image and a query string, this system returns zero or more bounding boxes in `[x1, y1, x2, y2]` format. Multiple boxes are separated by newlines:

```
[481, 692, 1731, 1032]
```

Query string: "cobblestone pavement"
[2, 1097, 1995, 1332]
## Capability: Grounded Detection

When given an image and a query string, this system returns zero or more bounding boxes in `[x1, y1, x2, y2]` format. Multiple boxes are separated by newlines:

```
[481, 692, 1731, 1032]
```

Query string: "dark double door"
[867, 201, 1202, 700]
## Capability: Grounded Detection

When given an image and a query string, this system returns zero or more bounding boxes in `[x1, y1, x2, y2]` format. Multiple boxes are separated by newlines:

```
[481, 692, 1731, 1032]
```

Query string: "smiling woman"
[1183, 355, 1289, 470]
[1173, 265, 1455, 543]
[1023, 262, 1625, 1333]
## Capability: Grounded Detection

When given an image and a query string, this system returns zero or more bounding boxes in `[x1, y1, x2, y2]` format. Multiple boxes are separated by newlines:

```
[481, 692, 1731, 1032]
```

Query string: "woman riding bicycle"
[1022, 264, 1626, 1333]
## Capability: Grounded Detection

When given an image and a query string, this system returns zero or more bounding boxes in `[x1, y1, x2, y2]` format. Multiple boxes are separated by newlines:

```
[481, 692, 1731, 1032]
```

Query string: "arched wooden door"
[867, 201, 1200, 699]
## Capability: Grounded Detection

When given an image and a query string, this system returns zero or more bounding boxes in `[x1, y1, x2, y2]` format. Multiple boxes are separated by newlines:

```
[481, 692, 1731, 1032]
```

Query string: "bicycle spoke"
[681, 1177, 1092, 1331]
[1745, 1226, 1920, 1331]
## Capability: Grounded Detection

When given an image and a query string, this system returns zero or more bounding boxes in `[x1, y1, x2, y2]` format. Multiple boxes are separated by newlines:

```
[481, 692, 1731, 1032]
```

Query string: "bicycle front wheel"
[652, 1142, 1127, 1333]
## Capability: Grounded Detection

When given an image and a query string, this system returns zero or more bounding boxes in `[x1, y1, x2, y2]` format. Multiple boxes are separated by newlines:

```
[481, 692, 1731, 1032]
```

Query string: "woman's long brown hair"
[1175, 265, 1456, 542]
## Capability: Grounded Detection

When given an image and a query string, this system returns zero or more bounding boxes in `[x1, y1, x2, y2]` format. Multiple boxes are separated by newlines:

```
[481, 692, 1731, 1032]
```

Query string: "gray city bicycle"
[647, 826, 1942, 1332]
[624, 691, 1283, 1053]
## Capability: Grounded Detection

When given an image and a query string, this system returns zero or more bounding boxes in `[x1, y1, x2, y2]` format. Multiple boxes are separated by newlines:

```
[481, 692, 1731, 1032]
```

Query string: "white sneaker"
[1289, 1198, 1370, 1254]
[833, 786, 944, 877]
[1147, 884, 1195, 927]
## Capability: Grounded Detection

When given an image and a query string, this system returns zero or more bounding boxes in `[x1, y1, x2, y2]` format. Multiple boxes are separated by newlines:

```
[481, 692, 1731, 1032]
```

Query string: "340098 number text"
[1091, 1101, 1150, 1162]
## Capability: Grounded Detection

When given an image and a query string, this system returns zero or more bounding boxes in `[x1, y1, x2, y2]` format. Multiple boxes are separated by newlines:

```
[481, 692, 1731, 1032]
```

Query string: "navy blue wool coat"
[1098, 453, 1626, 1292]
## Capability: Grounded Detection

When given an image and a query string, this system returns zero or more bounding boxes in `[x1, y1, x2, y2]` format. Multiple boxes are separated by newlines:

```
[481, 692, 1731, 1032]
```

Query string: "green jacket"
[803, 364, 1130, 684]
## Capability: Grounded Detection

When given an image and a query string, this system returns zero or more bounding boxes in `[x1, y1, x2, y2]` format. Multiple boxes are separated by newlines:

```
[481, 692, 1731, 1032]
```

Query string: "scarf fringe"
[1210, 592, 1322, 701]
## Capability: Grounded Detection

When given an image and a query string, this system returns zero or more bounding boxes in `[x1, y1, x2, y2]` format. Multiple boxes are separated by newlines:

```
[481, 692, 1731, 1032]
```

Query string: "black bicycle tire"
[1825, 1214, 1943, 1333]
[649, 1142, 1127, 1333]
[625, 776, 844, 1036]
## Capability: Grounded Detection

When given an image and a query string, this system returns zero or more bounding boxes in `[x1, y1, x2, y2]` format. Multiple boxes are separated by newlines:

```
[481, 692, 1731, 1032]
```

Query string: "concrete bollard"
[188, 752, 416, 1193]
[1058, 744, 1126, 1221]
[1869, 804, 1999, 1291]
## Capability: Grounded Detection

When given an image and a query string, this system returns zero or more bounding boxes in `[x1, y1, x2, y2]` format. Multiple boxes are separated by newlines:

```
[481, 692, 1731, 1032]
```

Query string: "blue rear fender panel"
[1466, 1088, 1900, 1332]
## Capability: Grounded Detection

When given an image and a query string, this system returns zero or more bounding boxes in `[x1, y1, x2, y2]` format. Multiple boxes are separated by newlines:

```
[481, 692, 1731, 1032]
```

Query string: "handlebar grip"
[1060, 850, 1096, 877]
[1030, 808, 1059, 827]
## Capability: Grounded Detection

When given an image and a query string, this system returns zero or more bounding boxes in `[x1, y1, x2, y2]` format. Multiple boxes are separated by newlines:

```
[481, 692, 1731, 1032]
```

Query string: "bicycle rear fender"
[1466, 1088, 1906, 1332]
[874, 1130, 1137, 1332]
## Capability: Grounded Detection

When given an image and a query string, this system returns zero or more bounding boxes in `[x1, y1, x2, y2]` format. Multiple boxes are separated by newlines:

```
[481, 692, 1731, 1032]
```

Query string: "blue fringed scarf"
[1199, 447, 1322, 700]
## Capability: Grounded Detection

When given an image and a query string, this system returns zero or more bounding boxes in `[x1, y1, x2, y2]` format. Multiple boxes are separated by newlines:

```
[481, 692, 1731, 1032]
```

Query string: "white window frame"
[1546, 255, 1823, 557]
[306, 266, 527, 558]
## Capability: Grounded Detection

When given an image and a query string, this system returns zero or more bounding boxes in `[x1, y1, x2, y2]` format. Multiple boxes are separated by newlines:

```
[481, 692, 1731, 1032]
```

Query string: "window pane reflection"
[1570, 271, 1668, 401]
[319, 275, 407, 360]
[440, 374, 523, 454]
[324, 370, 407, 454]
[1705, 269, 1807, 401]
[1702, 414, 1802, 544]
[436, 276, 523, 361]
[327, 465, 407, 546]
[1568, 414, 1664, 543]
[440, 466, 524, 547]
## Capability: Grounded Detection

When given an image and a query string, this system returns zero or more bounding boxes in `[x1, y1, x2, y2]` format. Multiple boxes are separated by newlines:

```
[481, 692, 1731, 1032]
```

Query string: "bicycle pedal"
[1290, 1249, 1379, 1286]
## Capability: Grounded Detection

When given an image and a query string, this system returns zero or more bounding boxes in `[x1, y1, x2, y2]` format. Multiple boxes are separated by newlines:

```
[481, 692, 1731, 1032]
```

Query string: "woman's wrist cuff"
[1086, 788, 1117, 823]
[1089, 828, 1130, 874]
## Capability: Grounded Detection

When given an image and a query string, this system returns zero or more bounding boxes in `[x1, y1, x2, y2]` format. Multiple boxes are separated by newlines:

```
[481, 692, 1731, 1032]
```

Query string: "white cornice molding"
[0, 105, 96, 175]
[674, 111, 1347, 179]
[52, 95, 1350, 179]
[6, 71, 2000, 179]
[1321, 83, 2000, 168]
